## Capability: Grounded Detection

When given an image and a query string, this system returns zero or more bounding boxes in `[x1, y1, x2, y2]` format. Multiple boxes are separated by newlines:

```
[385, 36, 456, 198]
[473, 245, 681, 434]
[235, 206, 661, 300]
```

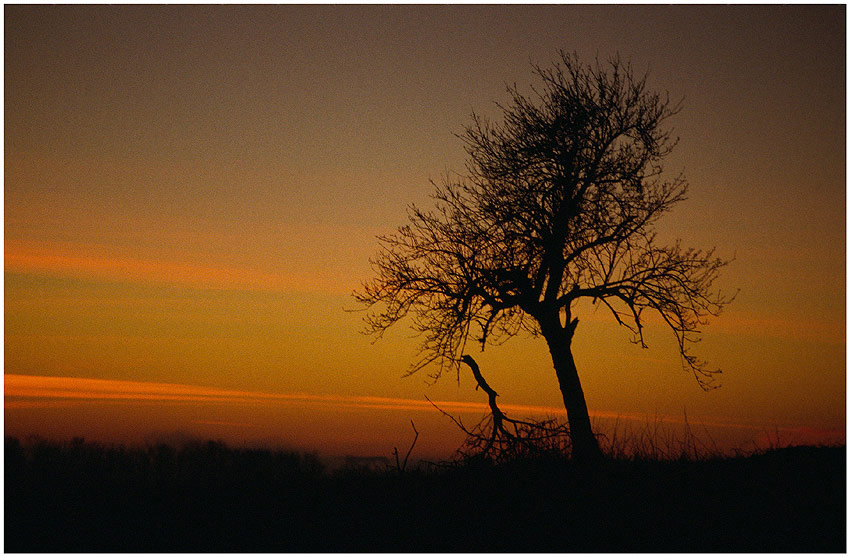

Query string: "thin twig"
[402, 420, 419, 471]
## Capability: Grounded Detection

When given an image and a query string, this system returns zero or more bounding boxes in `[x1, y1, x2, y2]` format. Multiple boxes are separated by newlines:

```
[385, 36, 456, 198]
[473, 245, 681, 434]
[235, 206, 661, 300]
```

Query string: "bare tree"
[355, 52, 733, 461]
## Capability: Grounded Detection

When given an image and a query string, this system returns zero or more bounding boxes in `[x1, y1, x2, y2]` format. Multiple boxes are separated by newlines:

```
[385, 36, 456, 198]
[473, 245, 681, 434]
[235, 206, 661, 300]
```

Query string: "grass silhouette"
[5, 435, 844, 552]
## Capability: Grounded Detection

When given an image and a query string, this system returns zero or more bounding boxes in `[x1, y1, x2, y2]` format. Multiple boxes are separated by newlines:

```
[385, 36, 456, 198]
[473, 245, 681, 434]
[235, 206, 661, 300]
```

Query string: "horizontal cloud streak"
[4, 374, 521, 415]
[7, 374, 837, 442]
[5, 240, 349, 294]
[709, 309, 845, 345]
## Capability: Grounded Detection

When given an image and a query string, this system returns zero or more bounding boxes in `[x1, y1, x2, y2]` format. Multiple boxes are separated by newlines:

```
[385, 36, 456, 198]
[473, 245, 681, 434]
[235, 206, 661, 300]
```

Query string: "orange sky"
[4, 5, 845, 460]
[7, 374, 842, 459]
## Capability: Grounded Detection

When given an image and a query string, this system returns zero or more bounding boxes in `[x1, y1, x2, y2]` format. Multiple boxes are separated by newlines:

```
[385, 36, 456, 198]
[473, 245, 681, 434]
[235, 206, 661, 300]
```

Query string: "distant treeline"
[5, 436, 845, 552]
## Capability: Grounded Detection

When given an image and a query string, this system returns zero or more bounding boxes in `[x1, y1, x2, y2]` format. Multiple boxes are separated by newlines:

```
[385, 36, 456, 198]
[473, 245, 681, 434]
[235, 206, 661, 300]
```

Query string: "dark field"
[5, 437, 845, 552]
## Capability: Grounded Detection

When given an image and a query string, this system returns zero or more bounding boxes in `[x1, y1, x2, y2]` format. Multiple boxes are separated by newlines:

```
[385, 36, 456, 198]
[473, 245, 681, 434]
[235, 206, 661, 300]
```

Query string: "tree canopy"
[355, 52, 733, 458]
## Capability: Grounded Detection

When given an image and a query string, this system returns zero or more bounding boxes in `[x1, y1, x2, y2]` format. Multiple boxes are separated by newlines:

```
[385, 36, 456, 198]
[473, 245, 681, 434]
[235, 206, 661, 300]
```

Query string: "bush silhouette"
[5, 436, 843, 552]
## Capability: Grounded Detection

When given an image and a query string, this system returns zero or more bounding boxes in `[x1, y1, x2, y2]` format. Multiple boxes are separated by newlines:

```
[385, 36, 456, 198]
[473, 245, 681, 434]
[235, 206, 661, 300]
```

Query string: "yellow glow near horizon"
[6, 374, 843, 457]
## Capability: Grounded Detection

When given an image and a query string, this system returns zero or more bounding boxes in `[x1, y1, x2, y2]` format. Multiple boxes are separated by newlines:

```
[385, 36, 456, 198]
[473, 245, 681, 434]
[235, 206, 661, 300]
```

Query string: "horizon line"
[5, 374, 841, 440]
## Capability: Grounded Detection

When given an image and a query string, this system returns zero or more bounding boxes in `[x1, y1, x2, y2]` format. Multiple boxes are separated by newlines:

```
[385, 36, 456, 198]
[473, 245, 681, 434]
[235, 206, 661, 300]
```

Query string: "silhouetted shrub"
[5, 437, 844, 552]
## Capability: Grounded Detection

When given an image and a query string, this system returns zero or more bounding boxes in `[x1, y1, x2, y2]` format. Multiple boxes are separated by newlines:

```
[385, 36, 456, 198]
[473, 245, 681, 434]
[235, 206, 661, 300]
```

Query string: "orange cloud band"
[4, 374, 512, 415]
[6, 374, 840, 443]
[5, 240, 347, 294]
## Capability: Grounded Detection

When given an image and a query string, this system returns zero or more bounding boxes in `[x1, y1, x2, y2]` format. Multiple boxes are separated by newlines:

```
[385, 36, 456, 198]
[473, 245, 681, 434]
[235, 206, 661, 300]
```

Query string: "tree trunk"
[541, 322, 603, 462]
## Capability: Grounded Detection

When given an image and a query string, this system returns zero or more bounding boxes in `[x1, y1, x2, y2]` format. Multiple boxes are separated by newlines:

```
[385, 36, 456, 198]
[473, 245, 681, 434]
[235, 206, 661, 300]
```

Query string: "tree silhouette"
[355, 52, 733, 461]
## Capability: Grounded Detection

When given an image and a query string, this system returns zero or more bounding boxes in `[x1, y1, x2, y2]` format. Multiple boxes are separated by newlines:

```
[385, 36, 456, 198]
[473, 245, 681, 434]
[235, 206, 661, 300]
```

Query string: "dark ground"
[5, 437, 845, 552]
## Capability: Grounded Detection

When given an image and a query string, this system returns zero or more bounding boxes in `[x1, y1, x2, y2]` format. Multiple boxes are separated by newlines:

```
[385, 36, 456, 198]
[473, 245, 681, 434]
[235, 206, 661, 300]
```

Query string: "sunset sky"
[5, 5, 845, 460]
